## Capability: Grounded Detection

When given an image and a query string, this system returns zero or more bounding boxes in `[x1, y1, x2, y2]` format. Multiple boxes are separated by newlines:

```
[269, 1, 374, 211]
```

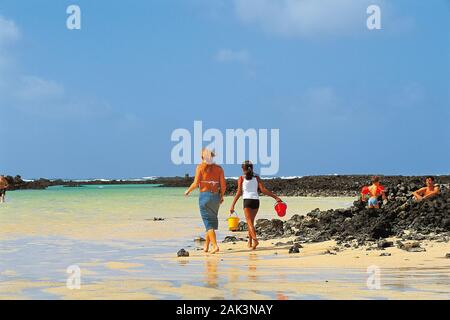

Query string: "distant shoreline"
[4, 174, 450, 197]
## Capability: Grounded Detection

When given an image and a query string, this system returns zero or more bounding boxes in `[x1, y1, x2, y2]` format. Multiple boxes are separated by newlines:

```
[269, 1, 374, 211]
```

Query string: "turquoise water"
[0, 186, 448, 299]
[0, 185, 373, 299]
[1, 184, 355, 219]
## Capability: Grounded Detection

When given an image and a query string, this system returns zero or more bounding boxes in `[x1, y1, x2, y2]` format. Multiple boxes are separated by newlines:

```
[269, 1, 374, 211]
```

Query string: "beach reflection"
[276, 293, 289, 300]
[248, 254, 258, 282]
[205, 258, 219, 289]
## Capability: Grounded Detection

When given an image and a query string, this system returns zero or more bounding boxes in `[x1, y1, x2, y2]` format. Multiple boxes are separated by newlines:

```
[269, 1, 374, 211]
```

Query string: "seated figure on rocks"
[361, 176, 387, 209]
[412, 176, 440, 202]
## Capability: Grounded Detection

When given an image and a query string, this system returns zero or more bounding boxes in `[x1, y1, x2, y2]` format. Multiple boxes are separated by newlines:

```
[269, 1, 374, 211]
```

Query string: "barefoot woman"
[230, 161, 282, 250]
[185, 149, 226, 254]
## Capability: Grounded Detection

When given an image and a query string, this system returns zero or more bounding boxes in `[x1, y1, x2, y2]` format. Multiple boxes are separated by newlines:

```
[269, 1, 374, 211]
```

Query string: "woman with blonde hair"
[185, 148, 226, 254]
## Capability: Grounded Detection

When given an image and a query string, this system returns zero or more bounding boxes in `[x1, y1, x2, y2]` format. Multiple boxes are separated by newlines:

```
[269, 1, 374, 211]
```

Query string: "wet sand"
[1, 235, 448, 300]
[0, 189, 448, 300]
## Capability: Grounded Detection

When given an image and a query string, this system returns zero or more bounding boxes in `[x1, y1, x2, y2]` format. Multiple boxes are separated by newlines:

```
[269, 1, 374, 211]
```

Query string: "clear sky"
[1, 0, 449, 179]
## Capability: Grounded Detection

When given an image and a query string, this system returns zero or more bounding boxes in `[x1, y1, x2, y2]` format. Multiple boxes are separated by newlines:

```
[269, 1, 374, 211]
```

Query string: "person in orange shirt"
[185, 148, 226, 254]
[361, 176, 387, 209]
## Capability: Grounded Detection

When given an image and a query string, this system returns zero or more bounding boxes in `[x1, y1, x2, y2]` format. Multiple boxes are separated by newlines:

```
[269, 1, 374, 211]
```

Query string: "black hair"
[242, 161, 254, 180]
[426, 176, 435, 182]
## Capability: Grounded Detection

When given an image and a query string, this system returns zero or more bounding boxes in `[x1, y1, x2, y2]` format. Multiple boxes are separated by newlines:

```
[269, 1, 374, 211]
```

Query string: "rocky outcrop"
[226, 175, 450, 197]
[256, 184, 450, 245]
[4, 176, 53, 190]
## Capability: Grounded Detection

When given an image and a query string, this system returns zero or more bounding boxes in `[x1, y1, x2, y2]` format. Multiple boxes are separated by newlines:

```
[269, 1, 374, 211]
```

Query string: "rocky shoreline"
[235, 182, 450, 251]
[5, 174, 450, 197]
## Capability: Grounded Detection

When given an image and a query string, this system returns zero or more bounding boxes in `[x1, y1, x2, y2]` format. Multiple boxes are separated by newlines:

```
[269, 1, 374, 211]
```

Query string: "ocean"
[0, 185, 353, 299]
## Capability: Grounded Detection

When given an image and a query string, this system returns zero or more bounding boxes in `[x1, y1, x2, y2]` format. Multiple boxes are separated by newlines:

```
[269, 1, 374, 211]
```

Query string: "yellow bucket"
[227, 216, 240, 231]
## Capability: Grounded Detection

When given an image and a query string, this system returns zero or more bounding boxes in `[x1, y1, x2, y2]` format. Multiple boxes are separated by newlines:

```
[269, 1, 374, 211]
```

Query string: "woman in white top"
[230, 161, 282, 250]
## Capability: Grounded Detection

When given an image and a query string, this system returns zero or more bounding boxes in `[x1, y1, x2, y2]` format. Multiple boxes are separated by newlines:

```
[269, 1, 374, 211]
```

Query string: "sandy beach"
[0, 185, 448, 300]
[1, 236, 448, 300]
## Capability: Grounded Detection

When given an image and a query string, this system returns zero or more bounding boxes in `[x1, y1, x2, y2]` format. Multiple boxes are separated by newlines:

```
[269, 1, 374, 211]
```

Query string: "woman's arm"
[185, 166, 201, 196]
[230, 177, 243, 213]
[257, 177, 282, 202]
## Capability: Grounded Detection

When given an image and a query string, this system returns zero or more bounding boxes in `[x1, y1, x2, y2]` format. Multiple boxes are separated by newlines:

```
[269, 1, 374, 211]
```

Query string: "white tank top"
[242, 176, 259, 200]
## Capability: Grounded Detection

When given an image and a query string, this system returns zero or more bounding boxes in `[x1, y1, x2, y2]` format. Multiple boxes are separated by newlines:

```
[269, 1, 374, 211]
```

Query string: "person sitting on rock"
[412, 176, 440, 202]
[361, 176, 387, 209]
[0, 175, 9, 203]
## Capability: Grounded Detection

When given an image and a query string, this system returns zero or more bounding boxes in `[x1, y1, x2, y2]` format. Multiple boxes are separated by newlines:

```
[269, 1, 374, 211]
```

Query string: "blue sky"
[0, 0, 449, 179]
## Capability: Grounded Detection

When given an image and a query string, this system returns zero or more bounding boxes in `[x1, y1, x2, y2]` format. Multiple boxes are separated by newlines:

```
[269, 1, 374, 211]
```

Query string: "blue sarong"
[199, 192, 220, 231]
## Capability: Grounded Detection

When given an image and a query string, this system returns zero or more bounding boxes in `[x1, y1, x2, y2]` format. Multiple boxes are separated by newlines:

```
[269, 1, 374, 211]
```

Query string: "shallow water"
[0, 185, 448, 300]
[0, 185, 354, 241]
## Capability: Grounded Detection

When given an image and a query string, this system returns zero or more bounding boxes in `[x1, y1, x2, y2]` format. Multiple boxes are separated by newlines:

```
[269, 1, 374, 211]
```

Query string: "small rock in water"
[223, 236, 239, 243]
[377, 239, 394, 249]
[177, 249, 189, 257]
[380, 252, 392, 257]
[397, 241, 426, 252]
[445, 253, 450, 258]
[194, 237, 205, 242]
[275, 241, 294, 247]
[153, 217, 165, 221]
[288, 244, 301, 254]
[237, 221, 248, 231]
[324, 249, 337, 255]
[407, 247, 426, 252]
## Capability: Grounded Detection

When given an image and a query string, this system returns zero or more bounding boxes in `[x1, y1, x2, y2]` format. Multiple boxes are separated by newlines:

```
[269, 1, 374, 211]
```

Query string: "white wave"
[71, 178, 111, 182]
[260, 176, 303, 180]
[142, 176, 158, 180]
[226, 176, 303, 180]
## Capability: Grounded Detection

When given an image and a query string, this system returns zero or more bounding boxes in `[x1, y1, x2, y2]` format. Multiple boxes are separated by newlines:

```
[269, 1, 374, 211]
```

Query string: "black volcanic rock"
[226, 175, 450, 197]
[177, 249, 189, 257]
[256, 185, 450, 244]
[288, 243, 301, 254]
[6, 175, 450, 198]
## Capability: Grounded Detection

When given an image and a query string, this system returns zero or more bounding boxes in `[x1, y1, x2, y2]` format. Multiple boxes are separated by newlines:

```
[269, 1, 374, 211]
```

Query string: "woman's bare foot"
[210, 246, 220, 254]
[204, 237, 210, 252]
[247, 238, 252, 248]
[251, 239, 259, 250]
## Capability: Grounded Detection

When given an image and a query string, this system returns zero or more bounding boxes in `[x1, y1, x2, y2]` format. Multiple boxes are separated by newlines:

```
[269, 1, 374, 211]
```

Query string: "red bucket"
[274, 201, 287, 217]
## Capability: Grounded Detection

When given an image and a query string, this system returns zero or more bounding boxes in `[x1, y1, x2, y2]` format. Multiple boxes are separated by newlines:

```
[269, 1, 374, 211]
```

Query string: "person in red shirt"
[361, 176, 387, 209]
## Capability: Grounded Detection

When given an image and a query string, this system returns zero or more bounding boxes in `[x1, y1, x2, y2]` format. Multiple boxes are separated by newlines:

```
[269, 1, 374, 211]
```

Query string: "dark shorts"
[0, 189, 6, 197]
[243, 199, 260, 210]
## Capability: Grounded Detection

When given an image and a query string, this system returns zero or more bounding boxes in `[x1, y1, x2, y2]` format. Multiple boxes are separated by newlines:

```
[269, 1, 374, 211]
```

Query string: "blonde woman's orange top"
[193, 163, 226, 195]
